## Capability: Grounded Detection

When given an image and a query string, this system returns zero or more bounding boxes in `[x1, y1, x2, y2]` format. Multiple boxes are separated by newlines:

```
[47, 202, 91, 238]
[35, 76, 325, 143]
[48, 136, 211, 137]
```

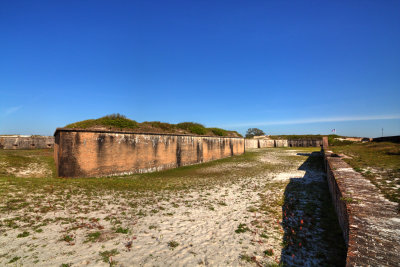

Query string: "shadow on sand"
[279, 151, 346, 266]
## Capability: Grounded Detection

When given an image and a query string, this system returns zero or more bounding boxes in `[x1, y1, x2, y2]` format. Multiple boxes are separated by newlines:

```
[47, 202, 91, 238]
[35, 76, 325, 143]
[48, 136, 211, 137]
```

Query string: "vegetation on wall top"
[269, 134, 324, 140]
[65, 114, 138, 130]
[64, 114, 242, 137]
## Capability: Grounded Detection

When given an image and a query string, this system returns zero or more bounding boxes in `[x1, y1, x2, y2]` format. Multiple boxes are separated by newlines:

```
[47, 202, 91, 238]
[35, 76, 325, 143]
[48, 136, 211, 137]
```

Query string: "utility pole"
[382, 128, 384, 137]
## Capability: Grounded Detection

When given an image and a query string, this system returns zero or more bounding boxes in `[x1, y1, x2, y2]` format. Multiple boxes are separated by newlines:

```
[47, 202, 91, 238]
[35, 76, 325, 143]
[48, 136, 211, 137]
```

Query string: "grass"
[99, 249, 119, 263]
[65, 114, 138, 130]
[332, 142, 400, 203]
[167, 241, 179, 249]
[17, 231, 30, 238]
[239, 254, 255, 263]
[208, 127, 228, 136]
[115, 227, 129, 234]
[85, 232, 101, 242]
[235, 223, 250, 233]
[176, 122, 207, 135]
[63, 114, 242, 137]
[0, 148, 271, 203]
[0, 149, 55, 178]
[264, 249, 274, 256]
[61, 235, 74, 242]
[8, 256, 21, 263]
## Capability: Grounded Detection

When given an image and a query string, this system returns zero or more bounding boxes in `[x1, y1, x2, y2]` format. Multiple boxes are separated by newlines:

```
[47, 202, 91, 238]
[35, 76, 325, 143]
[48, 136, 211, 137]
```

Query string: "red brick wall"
[323, 151, 374, 266]
[54, 129, 245, 178]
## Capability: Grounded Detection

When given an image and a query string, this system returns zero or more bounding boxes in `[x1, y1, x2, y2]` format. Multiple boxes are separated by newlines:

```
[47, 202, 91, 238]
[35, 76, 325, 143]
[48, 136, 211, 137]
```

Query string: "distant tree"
[245, 128, 265, 138]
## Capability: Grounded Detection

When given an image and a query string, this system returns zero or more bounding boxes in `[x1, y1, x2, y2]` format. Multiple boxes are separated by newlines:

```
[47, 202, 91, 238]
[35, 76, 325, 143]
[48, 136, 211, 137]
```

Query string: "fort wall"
[372, 135, 400, 143]
[0, 135, 54, 149]
[245, 139, 322, 148]
[323, 150, 399, 266]
[54, 129, 245, 178]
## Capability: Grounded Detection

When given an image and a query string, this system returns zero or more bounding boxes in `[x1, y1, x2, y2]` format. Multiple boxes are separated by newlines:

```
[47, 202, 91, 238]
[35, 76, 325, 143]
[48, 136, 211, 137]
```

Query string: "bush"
[177, 122, 207, 135]
[208, 128, 227, 136]
[142, 121, 175, 131]
[65, 116, 240, 137]
[328, 134, 353, 146]
[65, 113, 138, 130]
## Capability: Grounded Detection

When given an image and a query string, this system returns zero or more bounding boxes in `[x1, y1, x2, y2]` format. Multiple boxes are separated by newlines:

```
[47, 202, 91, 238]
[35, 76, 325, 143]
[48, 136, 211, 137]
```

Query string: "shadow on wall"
[279, 152, 346, 266]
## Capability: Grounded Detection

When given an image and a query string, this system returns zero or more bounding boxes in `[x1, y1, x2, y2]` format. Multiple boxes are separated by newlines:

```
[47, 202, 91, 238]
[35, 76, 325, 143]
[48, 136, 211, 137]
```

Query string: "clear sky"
[1, 0, 399, 137]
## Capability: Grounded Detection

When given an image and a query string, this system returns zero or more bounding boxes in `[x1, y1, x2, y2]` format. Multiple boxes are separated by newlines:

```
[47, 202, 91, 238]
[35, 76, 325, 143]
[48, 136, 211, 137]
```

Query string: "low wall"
[287, 139, 322, 147]
[372, 135, 400, 143]
[323, 150, 400, 266]
[54, 129, 245, 178]
[245, 139, 322, 148]
[0, 135, 54, 149]
[245, 139, 258, 148]
[323, 152, 350, 246]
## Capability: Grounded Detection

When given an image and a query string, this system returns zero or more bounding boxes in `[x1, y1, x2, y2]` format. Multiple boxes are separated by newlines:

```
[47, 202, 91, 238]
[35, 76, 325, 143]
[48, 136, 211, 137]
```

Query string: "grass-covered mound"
[64, 114, 242, 137]
[65, 114, 138, 130]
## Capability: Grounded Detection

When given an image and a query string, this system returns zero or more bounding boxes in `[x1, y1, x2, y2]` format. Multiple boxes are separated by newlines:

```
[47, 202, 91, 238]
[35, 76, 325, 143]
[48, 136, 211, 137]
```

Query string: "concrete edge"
[53, 128, 244, 139]
[323, 149, 360, 267]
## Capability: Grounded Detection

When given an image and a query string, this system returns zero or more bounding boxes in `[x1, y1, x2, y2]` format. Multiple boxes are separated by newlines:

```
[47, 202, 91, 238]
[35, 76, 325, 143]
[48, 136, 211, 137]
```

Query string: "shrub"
[231, 131, 243, 137]
[328, 135, 354, 146]
[177, 122, 207, 135]
[208, 128, 227, 136]
[65, 114, 138, 130]
[142, 121, 175, 131]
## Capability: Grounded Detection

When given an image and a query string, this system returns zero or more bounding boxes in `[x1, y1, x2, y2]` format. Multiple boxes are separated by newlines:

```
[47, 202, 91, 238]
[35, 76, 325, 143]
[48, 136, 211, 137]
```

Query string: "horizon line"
[220, 114, 400, 128]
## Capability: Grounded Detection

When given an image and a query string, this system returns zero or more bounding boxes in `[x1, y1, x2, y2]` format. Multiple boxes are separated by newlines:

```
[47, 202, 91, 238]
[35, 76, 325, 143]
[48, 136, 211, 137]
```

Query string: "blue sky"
[1, 0, 399, 137]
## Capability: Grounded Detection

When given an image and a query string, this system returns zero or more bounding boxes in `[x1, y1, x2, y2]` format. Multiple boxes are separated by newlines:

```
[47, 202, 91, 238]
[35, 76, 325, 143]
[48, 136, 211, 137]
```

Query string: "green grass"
[332, 142, 400, 203]
[17, 231, 30, 238]
[85, 232, 101, 242]
[208, 127, 228, 136]
[176, 122, 207, 135]
[65, 113, 138, 130]
[0, 148, 276, 217]
[61, 235, 74, 242]
[63, 114, 242, 137]
[167, 240, 179, 249]
[0, 149, 55, 178]
[99, 249, 119, 263]
[115, 227, 129, 234]
[235, 223, 250, 233]
[8, 256, 21, 263]
[263, 249, 274, 256]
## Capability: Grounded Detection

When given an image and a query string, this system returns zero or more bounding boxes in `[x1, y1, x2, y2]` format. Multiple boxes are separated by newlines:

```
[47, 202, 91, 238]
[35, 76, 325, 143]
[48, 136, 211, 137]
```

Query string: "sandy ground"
[0, 148, 344, 266]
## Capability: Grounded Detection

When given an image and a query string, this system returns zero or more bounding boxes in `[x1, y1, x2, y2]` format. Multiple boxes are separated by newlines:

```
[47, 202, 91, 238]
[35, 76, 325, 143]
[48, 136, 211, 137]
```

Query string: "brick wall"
[245, 139, 322, 148]
[54, 129, 245, 178]
[323, 150, 400, 266]
[0, 135, 54, 149]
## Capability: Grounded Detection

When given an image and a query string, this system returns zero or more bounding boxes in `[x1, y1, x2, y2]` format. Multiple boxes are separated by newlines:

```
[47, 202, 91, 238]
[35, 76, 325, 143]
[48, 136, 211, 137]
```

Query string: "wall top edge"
[53, 128, 244, 139]
[0, 135, 54, 138]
